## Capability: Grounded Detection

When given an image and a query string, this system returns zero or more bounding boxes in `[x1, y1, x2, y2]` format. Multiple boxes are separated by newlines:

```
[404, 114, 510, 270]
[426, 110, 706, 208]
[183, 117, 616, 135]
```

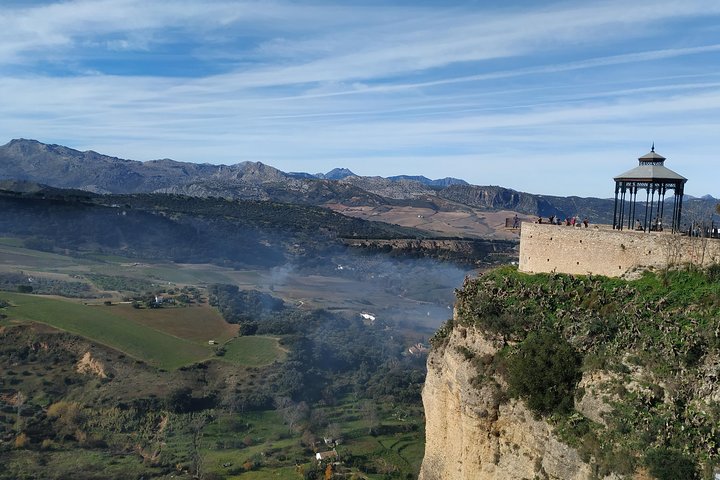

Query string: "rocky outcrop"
[421, 268, 720, 479]
[342, 238, 517, 265]
[419, 325, 598, 480]
[76, 351, 110, 378]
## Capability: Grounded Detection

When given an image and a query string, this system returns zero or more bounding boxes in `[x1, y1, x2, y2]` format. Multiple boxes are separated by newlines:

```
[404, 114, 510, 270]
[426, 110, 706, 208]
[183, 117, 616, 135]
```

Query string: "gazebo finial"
[651, 142, 655, 152]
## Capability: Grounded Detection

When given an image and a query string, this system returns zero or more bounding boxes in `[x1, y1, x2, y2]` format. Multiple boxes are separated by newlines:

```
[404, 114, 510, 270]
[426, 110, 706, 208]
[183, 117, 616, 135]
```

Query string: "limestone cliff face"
[419, 323, 599, 480]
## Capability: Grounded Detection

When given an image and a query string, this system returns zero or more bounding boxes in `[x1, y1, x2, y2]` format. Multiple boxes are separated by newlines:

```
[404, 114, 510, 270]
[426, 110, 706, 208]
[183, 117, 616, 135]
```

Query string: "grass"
[2, 292, 213, 369]
[0, 237, 26, 247]
[220, 336, 286, 366]
[225, 466, 301, 479]
[113, 303, 238, 344]
[140, 265, 236, 285]
[0, 243, 94, 270]
[195, 401, 424, 480]
[2, 449, 163, 480]
[1, 293, 285, 370]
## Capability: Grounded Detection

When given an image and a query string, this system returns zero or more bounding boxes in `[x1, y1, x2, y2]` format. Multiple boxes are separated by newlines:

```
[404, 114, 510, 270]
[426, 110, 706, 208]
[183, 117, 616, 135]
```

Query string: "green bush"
[507, 330, 582, 415]
[645, 448, 699, 480]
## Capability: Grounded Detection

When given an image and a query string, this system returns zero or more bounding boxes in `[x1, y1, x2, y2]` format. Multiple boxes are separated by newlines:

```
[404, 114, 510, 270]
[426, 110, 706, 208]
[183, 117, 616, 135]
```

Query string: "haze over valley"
[0, 141, 522, 479]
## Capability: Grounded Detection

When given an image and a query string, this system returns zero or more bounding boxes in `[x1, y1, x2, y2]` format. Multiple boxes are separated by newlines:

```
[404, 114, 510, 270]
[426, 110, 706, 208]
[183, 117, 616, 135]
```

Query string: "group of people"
[686, 221, 718, 238]
[536, 215, 589, 228]
[633, 217, 664, 232]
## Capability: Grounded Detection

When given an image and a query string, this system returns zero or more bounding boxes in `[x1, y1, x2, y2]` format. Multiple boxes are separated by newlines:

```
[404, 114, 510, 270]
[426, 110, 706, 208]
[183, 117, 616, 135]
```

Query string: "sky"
[1, 0, 720, 198]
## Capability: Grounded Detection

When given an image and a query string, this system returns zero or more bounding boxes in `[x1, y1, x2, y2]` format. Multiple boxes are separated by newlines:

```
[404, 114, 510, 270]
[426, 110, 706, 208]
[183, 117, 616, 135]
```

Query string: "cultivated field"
[221, 336, 286, 366]
[114, 303, 238, 343]
[1, 293, 285, 370]
[325, 204, 527, 240]
[3, 292, 213, 369]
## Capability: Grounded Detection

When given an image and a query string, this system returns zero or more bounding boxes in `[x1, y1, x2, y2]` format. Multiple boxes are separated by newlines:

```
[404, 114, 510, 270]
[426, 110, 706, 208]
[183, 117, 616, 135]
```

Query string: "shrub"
[14, 432, 29, 448]
[507, 330, 582, 415]
[645, 448, 699, 480]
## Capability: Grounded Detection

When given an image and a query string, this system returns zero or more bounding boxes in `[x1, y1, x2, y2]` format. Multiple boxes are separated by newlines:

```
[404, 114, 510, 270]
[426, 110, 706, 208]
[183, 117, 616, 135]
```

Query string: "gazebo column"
[628, 184, 637, 230]
[626, 185, 633, 230]
[676, 184, 684, 233]
[613, 183, 620, 229]
[659, 185, 666, 230]
[633, 185, 640, 229]
[643, 187, 651, 232]
[648, 184, 656, 231]
[619, 184, 627, 230]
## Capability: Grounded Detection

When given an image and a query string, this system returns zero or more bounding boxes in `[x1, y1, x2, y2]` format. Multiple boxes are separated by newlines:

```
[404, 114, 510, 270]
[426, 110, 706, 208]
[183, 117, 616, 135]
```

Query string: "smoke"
[267, 264, 294, 290]
[257, 248, 473, 334]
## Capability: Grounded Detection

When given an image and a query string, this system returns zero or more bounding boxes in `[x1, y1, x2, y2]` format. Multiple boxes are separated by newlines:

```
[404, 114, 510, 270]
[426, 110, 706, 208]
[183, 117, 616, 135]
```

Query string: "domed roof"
[614, 146, 686, 183]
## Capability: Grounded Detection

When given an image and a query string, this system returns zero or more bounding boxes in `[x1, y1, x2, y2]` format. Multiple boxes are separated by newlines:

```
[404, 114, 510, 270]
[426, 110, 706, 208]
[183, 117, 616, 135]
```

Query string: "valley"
[0, 225, 470, 479]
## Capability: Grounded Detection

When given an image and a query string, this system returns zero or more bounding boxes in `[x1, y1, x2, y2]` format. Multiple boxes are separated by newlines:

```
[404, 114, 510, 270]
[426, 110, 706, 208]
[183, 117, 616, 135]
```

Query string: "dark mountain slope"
[0, 186, 427, 269]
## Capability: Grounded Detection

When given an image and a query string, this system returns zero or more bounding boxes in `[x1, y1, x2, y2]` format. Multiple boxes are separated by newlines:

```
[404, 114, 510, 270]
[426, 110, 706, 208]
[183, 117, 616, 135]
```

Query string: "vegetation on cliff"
[435, 265, 720, 478]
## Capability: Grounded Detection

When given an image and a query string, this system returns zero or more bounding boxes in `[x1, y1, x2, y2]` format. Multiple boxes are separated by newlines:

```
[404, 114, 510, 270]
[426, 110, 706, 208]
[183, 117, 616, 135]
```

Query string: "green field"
[114, 303, 238, 344]
[0, 292, 287, 370]
[2, 292, 212, 369]
[221, 336, 286, 366]
[0, 243, 95, 270]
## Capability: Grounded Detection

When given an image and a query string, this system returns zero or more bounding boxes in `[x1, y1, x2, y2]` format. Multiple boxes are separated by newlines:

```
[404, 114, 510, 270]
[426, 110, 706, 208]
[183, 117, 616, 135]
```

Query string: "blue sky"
[1, 0, 720, 198]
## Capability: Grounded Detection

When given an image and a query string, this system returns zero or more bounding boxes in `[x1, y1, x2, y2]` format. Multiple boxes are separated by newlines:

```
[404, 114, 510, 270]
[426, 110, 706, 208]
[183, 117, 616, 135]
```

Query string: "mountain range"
[1, 139, 716, 238]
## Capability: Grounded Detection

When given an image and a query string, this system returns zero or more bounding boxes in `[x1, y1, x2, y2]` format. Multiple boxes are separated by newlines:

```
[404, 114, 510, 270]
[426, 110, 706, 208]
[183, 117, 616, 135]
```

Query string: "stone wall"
[519, 222, 720, 277]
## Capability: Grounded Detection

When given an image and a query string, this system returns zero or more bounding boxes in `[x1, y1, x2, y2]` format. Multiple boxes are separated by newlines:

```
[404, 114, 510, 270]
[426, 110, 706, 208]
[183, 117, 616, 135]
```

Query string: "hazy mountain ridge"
[2, 139, 717, 229]
[387, 175, 468, 187]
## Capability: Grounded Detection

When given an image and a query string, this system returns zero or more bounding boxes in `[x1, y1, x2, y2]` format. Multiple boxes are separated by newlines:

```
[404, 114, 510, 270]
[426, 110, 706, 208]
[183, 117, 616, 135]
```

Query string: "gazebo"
[613, 146, 687, 233]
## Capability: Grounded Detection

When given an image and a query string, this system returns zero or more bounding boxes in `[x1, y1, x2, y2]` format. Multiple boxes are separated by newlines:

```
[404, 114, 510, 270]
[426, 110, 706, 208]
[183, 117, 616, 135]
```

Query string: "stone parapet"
[519, 222, 720, 277]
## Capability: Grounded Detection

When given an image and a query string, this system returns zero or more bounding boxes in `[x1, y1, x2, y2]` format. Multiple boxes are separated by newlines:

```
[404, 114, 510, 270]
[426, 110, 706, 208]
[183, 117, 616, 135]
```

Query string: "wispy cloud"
[1, 0, 720, 197]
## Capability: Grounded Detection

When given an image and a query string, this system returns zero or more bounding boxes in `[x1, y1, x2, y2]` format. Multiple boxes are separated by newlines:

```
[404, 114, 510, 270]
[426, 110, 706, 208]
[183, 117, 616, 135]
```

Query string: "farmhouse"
[408, 343, 429, 356]
[315, 449, 338, 462]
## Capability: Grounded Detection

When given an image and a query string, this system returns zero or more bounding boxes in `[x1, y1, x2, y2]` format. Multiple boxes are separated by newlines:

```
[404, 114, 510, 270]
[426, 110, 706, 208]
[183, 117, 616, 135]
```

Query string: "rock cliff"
[419, 323, 595, 480]
[420, 267, 720, 480]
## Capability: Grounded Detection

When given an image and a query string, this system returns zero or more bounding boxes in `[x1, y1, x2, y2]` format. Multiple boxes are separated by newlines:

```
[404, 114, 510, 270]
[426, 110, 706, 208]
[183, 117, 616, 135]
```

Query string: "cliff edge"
[420, 266, 720, 480]
[420, 323, 593, 480]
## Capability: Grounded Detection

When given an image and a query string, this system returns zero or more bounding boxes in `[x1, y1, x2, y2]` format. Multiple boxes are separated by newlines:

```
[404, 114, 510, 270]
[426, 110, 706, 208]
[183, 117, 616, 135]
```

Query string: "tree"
[189, 415, 207, 479]
[165, 387, 193, 413]
[301, 429, 317, 448]
[507, 330, 582, 415]
[645, 448, 699, 480]
[326, 423, 343, 444]
[14, 432, 29, 449]
[360, 400, 380, 435]
[14, 391, 26, 432]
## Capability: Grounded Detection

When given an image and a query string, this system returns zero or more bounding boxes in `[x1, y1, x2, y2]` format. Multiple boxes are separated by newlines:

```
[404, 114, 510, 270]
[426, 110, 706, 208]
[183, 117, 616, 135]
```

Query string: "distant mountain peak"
[387, 175, 469, 188]
[320, 168, 356, 180]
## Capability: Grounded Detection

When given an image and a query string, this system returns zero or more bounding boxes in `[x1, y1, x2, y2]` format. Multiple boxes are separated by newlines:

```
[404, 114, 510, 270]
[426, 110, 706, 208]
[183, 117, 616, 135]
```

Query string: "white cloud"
[1, 0, 720, 198]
